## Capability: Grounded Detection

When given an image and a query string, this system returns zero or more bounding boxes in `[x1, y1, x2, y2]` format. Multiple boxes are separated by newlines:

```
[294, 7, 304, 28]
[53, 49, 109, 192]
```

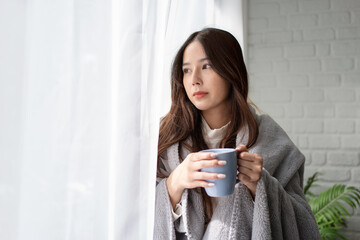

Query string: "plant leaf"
[305, 172, 360, 238]
[311, 184, 360, 229]
[304, 172, 321, 196]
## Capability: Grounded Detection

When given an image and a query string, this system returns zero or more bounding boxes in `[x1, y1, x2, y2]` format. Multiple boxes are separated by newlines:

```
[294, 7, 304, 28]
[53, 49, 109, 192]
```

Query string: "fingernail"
[217, 174, 226, 179]
[208, 183, 215, 187]
[210, 153, 218, 158]
[218, 160, 227, 166]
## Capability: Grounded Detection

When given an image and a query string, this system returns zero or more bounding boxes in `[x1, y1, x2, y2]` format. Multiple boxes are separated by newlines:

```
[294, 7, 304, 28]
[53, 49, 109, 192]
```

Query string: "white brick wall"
[248, 0, 360, 238]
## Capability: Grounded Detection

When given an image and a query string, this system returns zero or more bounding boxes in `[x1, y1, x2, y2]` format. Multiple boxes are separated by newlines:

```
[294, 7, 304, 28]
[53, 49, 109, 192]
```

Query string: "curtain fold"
[0, 1, 246, 239]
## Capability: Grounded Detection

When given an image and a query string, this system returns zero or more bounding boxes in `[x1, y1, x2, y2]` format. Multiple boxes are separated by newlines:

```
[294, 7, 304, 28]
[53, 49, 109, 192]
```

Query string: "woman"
[154, 28, 320, 239]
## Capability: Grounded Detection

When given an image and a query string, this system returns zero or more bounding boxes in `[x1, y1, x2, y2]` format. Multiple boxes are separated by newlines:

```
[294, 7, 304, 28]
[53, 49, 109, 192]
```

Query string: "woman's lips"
[193, 91, 208, 99]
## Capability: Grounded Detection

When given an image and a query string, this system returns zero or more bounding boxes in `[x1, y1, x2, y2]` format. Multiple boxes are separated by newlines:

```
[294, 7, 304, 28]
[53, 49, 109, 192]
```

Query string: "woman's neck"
[202, 108, 231, 130]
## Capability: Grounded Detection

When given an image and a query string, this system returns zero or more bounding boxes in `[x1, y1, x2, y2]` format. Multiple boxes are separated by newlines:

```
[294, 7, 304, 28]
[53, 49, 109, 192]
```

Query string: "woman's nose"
[191, 70, 202, 85]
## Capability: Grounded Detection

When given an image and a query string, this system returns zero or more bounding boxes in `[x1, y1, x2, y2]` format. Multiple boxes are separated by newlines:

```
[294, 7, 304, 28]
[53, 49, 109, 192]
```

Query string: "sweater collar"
[201, 116, 230, 149]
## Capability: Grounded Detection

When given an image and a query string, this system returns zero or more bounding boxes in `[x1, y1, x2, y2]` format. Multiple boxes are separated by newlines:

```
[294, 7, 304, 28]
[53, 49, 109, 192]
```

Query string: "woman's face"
[182, 41, 231, 117]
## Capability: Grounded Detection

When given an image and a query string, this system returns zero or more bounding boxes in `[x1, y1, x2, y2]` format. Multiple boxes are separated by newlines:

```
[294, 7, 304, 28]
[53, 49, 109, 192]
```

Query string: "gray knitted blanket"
[154, 113, 321, 239]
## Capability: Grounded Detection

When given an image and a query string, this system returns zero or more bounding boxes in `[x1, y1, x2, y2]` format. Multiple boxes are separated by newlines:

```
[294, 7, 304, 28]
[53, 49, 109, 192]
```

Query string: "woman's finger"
[236, 144, 247, 152]
[190, 152, 217, 162]
[238, 166, 261, 182]
[237, 161, 252, 171]
[193, 159, 226, 170]
[190, 180, 215, 189]
[236, 145, 247, 158]
[238, 166, 253, 176]
[193, 171, 226, 181]
[238, 160, 262, 172]
[239, 152, 262, 162]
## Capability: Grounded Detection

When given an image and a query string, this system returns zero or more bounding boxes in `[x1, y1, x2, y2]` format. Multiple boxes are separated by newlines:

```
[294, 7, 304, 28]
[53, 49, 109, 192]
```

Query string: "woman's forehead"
[183, 41, 207, 64]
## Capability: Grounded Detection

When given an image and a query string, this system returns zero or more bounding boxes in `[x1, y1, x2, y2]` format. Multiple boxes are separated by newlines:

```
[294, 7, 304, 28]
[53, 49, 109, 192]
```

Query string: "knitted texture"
[154, 111, 320, 239]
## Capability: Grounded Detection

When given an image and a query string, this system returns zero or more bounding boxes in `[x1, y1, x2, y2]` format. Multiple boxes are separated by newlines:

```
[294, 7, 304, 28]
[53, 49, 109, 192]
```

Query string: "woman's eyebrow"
[182, 57, 209, 67]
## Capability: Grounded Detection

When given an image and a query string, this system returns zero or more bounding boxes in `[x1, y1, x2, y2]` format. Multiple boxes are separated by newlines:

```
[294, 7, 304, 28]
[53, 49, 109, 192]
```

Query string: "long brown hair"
[157, 28, 259, 223]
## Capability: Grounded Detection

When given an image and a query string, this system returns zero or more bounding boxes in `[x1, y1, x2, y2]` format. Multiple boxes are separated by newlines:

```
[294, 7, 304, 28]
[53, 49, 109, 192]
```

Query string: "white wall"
[247, 0, 360, 238]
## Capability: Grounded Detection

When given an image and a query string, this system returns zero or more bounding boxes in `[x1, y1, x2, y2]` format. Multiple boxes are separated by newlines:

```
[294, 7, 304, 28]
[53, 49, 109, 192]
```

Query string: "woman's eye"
[183, 68, 190, 73]
[203, 64, 211, 69]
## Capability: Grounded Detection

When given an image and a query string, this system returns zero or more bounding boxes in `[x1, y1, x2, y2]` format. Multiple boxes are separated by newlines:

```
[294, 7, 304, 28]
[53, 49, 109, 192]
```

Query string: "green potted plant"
[304, 172, 360, 239]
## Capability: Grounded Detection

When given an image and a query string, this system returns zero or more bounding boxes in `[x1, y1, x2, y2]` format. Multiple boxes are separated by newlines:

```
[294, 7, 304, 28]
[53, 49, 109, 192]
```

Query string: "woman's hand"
[236, 144, 263, 199]
[166, 152, 226, 209]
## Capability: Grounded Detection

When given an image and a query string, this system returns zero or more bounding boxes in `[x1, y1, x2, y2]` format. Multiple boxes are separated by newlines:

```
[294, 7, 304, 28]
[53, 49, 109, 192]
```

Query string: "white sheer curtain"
[0, 0, 246, 239]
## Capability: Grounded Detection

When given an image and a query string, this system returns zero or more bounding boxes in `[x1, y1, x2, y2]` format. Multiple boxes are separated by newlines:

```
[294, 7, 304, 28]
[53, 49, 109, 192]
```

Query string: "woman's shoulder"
[249, 107, 305, 185]
[255, 111, 295, 151]
[249, 105, 287, 136]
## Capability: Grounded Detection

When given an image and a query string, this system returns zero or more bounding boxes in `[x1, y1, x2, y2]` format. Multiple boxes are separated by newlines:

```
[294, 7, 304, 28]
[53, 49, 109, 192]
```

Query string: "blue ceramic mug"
[200, 148, 237, 197]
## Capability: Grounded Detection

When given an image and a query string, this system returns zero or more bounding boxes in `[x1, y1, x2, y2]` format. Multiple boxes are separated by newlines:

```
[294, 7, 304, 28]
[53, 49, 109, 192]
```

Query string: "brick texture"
[248, 0, 360, 238]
